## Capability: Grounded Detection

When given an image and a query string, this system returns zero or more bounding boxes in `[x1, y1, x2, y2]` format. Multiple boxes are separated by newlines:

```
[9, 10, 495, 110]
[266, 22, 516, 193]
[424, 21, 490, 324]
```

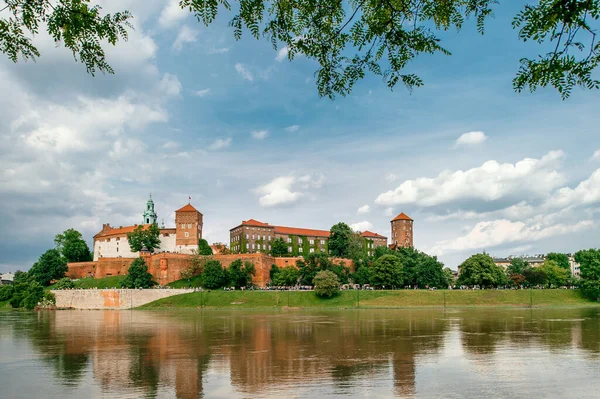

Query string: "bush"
[272, 266, 300, 286]
[313, 270, 340, 298]
[202, 260, 226, 289]
[6, 281, 54, 309]
[55, 277, 75, 290]
[121, 258, 156, 289]
[0, 285, 14, 301]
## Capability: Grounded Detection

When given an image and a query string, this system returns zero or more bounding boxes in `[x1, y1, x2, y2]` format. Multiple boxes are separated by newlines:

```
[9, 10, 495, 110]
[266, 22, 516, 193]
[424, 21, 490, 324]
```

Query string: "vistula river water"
[0, 308, 599, 398]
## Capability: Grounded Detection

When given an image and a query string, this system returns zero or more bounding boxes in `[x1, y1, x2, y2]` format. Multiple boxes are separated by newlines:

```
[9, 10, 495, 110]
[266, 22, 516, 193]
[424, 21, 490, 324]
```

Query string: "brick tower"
[390, 212, 413, 248]
[175, 203, 203, 252]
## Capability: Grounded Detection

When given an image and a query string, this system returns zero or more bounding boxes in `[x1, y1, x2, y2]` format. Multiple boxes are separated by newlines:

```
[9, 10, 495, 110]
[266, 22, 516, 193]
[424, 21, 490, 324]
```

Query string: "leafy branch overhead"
[1, 0, 599, 99]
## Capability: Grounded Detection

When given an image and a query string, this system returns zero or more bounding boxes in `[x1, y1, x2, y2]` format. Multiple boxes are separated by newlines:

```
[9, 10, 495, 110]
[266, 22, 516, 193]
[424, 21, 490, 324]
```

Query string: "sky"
[1, 1, 599, 272]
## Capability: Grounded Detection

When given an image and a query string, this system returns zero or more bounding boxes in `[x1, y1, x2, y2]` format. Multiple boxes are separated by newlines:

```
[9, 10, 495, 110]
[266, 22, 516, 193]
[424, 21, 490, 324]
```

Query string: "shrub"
[0, 285, 14, 301]
[272, 266, 300, 286]
[202, 260, 226, 289]
[313, 270, 340, 298]
[55, 277, 75, 290]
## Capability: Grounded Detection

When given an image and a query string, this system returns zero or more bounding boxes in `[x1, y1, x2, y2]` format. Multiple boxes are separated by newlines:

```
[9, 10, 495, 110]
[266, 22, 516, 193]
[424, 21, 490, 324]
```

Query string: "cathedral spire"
[143, 193, 158, 224]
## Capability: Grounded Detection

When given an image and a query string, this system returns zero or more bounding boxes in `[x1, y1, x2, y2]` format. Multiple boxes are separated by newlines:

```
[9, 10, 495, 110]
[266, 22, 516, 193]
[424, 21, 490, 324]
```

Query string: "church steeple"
[143, 193, 158, 224]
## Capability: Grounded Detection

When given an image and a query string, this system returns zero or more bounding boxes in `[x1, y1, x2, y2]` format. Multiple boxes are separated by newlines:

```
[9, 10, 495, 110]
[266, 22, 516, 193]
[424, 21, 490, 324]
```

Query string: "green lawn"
[166, 276, 203, 289]
[48, 275, 127, 290]
[139, 289, 599, 309]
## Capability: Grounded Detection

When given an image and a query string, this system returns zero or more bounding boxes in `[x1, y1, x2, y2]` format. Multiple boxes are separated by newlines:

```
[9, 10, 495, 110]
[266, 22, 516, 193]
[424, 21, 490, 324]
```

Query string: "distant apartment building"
[229, 219, 388, 256]
[493, 254, 581, 278]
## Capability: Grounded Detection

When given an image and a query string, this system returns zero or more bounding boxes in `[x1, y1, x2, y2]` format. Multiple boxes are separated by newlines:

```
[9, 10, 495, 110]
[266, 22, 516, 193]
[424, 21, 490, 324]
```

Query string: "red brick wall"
[67, 254, 354, 287]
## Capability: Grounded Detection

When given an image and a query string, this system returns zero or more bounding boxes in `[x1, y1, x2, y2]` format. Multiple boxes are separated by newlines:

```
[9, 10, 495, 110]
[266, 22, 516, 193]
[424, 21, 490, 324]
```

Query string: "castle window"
[320, 240, 325, 245]
[116, 247, 119, 252]
[188, 223, 192, 228]
[269, 245, 272, 250]
[288, 246, 292, 252]
[185, 232, 189, 237]
[252, 234, 255, 239]
[309, 239, 314, 245]
[246, 243, 249, 249]
[252, 244, 255, 249]
[310, 248, 314, 253]
[246, 234, 249, 239]
[181, 224, 185, 229]
[287, 237, 292, 243]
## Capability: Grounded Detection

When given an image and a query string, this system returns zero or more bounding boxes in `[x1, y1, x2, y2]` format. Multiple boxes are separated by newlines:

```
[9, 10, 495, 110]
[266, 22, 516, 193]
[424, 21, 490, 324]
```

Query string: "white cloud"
[593, 149, 600, 160]
[357, 204, 370, 214]
[162, 141, 179, 150]
[297, 173, 325, 189]
[256, 176, 303, 207]
[428, 218, 594, 256]
[375, 151, 565, 207]
[157, 73, 182, 97]
[350, 221, 374, 232]
[546, 169, 600, 209]
[158, 1, 187, 29]
[455, 131, 488, 147]
[173, 26, 198, 51]
[251, 130, 269, 140]
[385, 173, 398, 182]
[208, 47, 230, 54]
[235, 63, 253, 82]
[275, 46, 289, 62]
[208, 138, 232, 150]
[192, 88, 211, 97]
[285, 125, 300, 132]
[383, 207, 394, 217]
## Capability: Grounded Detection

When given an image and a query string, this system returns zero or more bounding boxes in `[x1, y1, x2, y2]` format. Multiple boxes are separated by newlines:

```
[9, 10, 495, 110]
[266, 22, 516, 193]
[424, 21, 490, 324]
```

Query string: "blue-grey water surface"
[0, 308, 599, 398]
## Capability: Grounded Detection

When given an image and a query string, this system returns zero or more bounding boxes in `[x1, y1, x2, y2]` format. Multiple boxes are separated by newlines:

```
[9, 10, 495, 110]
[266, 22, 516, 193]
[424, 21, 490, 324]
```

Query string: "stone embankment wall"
[66, 253, 355, 287]
[52, 289, 194, 310]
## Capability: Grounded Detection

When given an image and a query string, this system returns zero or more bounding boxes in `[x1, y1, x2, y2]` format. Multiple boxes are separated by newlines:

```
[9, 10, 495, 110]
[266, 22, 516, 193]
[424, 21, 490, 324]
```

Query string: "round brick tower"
[390, 212, 413, 248]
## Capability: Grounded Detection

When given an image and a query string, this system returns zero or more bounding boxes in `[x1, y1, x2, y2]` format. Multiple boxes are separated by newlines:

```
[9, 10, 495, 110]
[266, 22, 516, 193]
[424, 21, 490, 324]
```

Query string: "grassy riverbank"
[48, 275, 126, 290]
[139, 289, 598, 309]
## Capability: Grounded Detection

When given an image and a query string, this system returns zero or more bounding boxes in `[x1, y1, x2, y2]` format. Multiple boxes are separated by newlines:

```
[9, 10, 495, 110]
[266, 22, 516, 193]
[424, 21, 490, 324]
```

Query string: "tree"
[443, 267, 455, 287]
[545, 253, 570, 271]
[574, 249, 600, 301]
[127, 223, 161, 253]
[197, 239, 213, 256]
[228, 259, 256, 289]
[297, 253, 333, 285]
[415, 255, 446, 288]
[121, 258, 155, 289]
[7, 280, 54, 309]
[272, 266, 300, 286]
[352, 266, 371, 286]
[54, 228, 92, 262]
[201, 260, 226, 289]
[55, 277, 75, 290]
[4, 2, 598, 99]
[539, 260, 569, 288]
[523, 266, 548, 287]
[180, 253, 208, 281]
[271, 238, 288, 257]
[370, 255, 403, 289]
[506, 257, 528, 287]
[329, 222, 353, 257]
[346, 233, 367, 265]
[0, 285, 14, 301]
[13, 270, 29, 284]
[456, 253, 506, 288]
[29, 249, 68, 286]
[313, 270, 340, 298]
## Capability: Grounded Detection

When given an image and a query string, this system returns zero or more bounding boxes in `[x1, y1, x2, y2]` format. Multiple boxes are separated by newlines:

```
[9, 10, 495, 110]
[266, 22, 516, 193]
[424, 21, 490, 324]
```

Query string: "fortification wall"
[67, 253, 355, 287]
[51, 289, 194, 309]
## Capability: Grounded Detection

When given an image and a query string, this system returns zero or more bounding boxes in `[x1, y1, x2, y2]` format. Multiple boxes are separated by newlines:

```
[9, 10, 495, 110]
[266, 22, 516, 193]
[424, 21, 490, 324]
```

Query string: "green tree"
[352, 266, 371, 286]
[539, 260, 569, 288]
[197, 239, 213, 255]
[269, 264, 280, 281]
[574, 249, 600, 301]
[6, 1, 597, 99]
[313, 270, 340, 298]
[370, 254, 403, 289]
[7, 281, 54, 309]
[506, 258, 528, 287]
[415, 255, 446, 288]
[373, 246, 395, 259]
[456, 253, 506, 288]
[180, 253, 208, 281]
[329, 222, 353, 257]
[346, 233, 367, 265]
[297, 253, 333, 285]
[271, 238, 288, 257]
[443, 267, 455, 287]
[55, 277, 75, 290]
[13, 270, 29, 284]
[29, 249, 68, 286]
[201, 260, 226, 289]
[54, 228, 92, 262]
[127, 223, 161, 253]
[523, 266, 548, 287]
[0, 285, 14, 301]
[272, 266, 300, 286]
[120, 258, 155, 289]
[545, 253, 570, 271]
[228, 259, 256, 289]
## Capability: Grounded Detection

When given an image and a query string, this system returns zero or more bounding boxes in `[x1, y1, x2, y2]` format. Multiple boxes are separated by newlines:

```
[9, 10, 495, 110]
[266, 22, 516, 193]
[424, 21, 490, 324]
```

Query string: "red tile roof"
[94, 224, 150, 239]
[361, 230, 387, 239]
[392, 212, 413, 221]
[274, 225, 330, 238]
[176, 203, 200, 213]
[242, 219, 271, 227]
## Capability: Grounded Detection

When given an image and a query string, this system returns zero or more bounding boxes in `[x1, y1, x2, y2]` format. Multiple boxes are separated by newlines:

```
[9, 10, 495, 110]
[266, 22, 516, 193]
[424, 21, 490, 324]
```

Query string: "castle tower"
[143, 194, 158, 224]
[175, 202, 203, 253]
[391, 212, 413, 248]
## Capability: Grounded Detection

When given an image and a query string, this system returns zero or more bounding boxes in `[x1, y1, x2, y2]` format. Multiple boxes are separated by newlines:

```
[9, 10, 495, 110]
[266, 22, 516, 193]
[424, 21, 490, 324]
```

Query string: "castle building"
[92, 196, 203, 260]
[390, 212, 413, 248]
[229, 219, 388, 256]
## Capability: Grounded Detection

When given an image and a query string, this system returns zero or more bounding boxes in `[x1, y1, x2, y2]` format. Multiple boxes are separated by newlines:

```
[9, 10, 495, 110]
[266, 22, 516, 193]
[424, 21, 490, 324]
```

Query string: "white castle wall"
[93, 233, 195, 261]
[52, 289, 195, 309]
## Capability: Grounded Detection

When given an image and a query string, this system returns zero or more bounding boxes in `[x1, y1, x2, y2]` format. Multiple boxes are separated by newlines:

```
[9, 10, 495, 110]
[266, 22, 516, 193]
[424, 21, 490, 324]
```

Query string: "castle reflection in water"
[5, 308, 600, 398]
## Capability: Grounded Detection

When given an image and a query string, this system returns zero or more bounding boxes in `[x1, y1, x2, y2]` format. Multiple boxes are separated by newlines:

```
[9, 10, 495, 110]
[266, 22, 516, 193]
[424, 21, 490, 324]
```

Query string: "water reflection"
[0, 308, 599, 398]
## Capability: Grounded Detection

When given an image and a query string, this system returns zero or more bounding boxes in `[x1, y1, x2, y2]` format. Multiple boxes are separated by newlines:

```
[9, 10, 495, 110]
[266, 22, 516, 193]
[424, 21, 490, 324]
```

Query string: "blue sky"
[1, 1, 599, 272]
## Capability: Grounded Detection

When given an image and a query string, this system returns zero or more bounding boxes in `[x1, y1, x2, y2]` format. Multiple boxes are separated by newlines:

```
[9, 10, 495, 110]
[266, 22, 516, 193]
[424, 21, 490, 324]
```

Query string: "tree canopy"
[197, 239, 214, 255]
[574, 249, 600, 301]
[370, 254, 403, 289]
[29, 248, 68, 286]
[456, 253, 506, 288]
[2, 1, 599, 99]
[121, 258, 155, 289]
[539, 259, 569, 287]
[329, 222, 353, 257]
[271, 237, 289, 257]
[127, 223, 161, 253]
[228, 259, 256, 288]
[545, 253, 570, 270]
[54, 228, 92, 262]
[201, 259, 227, 289]
[313, 270, 340, 298]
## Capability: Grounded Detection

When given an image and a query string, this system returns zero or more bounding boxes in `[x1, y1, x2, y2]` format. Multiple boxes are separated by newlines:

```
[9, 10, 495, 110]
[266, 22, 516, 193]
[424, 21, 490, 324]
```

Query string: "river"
[0, 308, 599, 398]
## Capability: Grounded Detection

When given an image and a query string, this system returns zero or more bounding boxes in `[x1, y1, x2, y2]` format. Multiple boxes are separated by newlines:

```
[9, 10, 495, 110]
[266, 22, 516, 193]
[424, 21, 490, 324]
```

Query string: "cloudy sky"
[1, 1, 599, 272]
